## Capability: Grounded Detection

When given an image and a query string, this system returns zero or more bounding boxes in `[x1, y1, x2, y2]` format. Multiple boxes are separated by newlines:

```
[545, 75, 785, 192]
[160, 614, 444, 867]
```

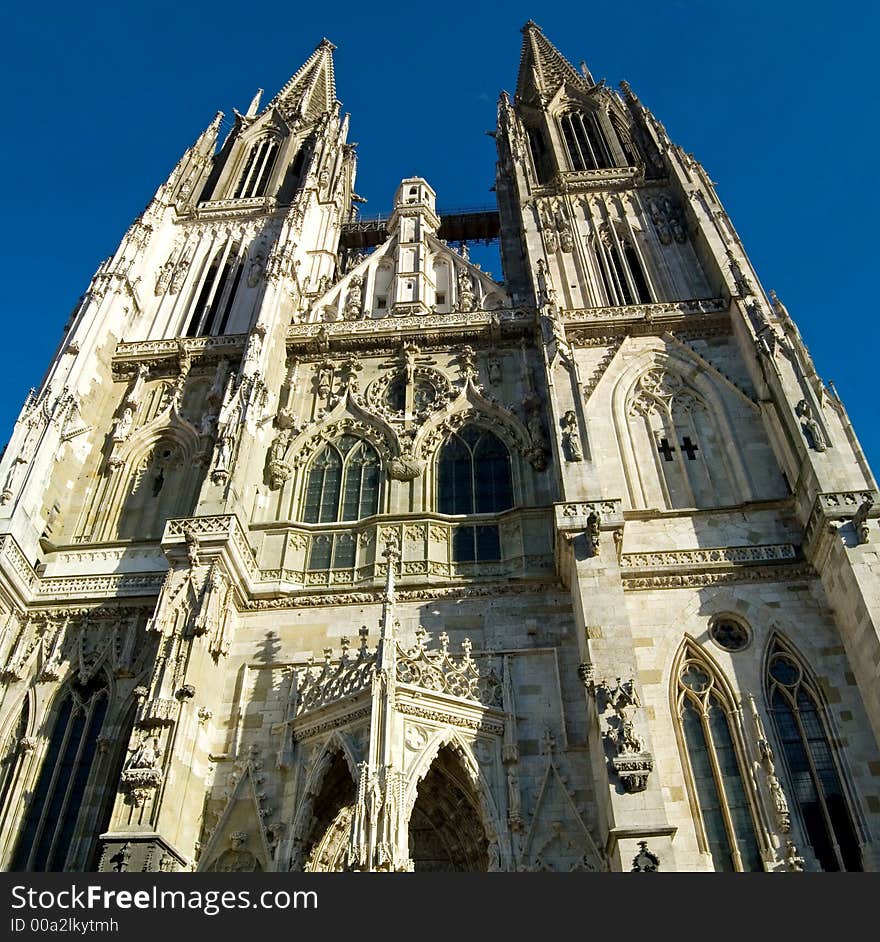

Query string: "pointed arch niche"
[407, 744, 490, 872]
[671, 639, 766, 871]
[77, 419, 203, 543]
[613, 350, 753, 510]
[764, 635, 863, 871]
[296, 748, 358, 872]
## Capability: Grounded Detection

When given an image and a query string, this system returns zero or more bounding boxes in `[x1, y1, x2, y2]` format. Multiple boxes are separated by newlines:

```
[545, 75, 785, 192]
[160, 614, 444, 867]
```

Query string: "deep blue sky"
[2, 1, 877, 473]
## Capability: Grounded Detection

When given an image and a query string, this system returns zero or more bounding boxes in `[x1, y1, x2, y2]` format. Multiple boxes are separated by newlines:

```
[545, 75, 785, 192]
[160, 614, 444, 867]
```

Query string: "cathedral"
[0, 22, 878, 874]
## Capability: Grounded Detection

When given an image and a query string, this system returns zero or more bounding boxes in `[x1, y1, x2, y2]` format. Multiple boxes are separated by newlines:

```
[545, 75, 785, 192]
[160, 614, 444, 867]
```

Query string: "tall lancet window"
[675, 646, 764, 872]
[11, 675, 110, 872]
[526, 126, 553, 184]
[595, 228, 652, 306]
[185, 241, 243, 337]
[302, 437, 381, 572]
[560, 110, 613, 171]
[766, 641, 862, 871]
[234, 137, 279, 199]
[438, 426, 513, 562]
[0, 697, 29, 817]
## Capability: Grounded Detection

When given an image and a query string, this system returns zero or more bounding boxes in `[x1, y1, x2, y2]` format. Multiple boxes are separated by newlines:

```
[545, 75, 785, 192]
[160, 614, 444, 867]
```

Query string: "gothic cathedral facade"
[0, 23, 878, 873]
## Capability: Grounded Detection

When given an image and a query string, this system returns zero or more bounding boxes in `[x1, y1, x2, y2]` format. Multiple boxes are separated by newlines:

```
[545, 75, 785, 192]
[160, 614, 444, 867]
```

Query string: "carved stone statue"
[126, 736, 160, 771]
[487, 355, 502, 386]
[852, 495, 874, 544]
[316, 360, 334, 399]
[209, 832, 261, 872]
[243, 322, 266, 367]
[267, 430, 293, 489]
[211, 427, 236, 483]
[538, 201, 558, 253]
[535, 258, 557, 306]
[344, 275, 364, 320]
[247, 251, 265, 288]
[784, 839, 805, 872]
[795, 399, 827, 452]
[154, 258, 175, 295]
[586, 511, 600, 554]
[111, 406, 134, 444]
[457, 268, 476, 313]
[561, 410, 582, 461]
[169, 247, 191, 294]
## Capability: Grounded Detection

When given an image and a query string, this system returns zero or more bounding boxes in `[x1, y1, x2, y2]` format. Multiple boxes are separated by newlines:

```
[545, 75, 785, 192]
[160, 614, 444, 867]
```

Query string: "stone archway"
[303, 751, 356, 872]
[408, 745, 490, 872]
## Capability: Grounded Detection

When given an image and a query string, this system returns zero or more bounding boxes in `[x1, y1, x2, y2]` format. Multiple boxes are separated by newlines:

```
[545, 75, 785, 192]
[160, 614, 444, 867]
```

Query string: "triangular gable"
[199, 766, 273, 871]
[523, 754, 605, 871]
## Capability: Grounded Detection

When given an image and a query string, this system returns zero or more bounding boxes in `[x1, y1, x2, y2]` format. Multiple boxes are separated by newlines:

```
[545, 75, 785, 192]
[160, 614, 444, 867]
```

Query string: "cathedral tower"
[0, 25, 877, 873]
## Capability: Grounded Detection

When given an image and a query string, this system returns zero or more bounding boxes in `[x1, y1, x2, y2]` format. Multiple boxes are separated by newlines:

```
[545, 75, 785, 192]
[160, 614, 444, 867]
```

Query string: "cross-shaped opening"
[657, 438, 676, 461]
[681, 436, 699, 460]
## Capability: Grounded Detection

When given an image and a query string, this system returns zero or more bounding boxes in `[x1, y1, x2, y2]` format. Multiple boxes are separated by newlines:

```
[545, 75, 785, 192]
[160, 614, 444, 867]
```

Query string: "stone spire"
[515, 20, 592, 104]
[266, 38, 338, 121]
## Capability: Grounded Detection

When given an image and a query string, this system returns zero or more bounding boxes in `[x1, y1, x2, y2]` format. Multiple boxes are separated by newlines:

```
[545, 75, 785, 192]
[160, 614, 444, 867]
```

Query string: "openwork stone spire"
[515, 20, 591, 104]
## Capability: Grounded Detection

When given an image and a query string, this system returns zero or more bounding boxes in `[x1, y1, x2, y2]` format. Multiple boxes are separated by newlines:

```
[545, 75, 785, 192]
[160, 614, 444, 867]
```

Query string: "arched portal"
[303, 752, 356, 872]
[408, 746, 489, 872]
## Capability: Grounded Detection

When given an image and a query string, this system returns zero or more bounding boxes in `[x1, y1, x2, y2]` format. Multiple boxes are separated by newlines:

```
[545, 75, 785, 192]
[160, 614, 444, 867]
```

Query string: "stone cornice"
[620, 543, 800, 570]
[622, 563, 813, 591]
[36, 573, 167, 599]
[193, 196, 278, 220]
[620, 541, 811, 591]
[528, 166, 644, 195]
[0, 533, 39, 593]
[112, 334, 246, 377]
[242, 580, 562, 611]
[565, 299, 729, 341]
[286, 308, 536, 355]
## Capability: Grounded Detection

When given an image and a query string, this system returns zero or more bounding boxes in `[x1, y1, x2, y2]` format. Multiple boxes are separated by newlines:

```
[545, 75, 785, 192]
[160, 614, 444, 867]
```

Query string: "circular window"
[709, 616, 751, 652]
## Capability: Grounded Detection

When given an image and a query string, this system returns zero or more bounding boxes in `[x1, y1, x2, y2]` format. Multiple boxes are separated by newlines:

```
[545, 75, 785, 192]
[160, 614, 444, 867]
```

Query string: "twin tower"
[0, 23, 878, 873]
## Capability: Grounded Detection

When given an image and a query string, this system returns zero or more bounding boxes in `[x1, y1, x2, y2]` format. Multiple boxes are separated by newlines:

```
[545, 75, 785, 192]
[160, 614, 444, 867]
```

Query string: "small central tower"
[388, 178, 441, 316]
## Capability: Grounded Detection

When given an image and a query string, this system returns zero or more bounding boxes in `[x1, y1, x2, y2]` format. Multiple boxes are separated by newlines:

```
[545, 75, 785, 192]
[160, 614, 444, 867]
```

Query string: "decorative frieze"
[112, 334, 245, 375]
[620, 543, 799, 570]
[245, 580, 559, 611]
[0, 534, 39, 589]
[623, 563, 814, 591]
[564, 298, 726, 324]
[195, 196, 277, 218]
[36, 573, 166, 599]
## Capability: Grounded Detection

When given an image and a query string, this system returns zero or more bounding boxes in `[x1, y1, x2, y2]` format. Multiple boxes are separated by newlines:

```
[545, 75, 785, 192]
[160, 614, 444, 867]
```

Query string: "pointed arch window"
[438, 426, 513, 562]
[595, 230, 652, 306]
[186, 241, 243, 337]
[11, 675, 110, 871]
[766, 642, 862, 871]
[0, 697, 29, 818]
[234, 137, 279, 199]
[560, 110, 613, 171]
[675, 650, 763, 871]
[526, 126, 553, 184]
[302, 436, 381, 526]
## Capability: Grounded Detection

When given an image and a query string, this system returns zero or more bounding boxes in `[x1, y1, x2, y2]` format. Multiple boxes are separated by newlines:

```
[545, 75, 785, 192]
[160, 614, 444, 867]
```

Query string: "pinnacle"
[515, 22, 590, 103]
